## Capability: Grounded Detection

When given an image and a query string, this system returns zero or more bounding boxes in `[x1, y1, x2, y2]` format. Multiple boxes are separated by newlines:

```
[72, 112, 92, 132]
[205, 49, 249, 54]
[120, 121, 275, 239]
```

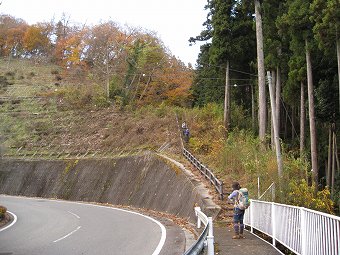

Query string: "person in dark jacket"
[183, 128, 190, 143]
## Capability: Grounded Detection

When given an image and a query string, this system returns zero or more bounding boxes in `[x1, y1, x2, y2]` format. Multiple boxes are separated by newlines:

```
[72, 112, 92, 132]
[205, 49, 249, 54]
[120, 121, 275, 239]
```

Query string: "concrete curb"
[157, 153, 221, 219]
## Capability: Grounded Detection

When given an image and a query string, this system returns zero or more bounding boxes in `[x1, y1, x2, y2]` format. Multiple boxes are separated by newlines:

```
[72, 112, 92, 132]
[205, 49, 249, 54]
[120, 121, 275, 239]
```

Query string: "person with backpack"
[228, 181, 250, 239]
[183, 128, 190, 143]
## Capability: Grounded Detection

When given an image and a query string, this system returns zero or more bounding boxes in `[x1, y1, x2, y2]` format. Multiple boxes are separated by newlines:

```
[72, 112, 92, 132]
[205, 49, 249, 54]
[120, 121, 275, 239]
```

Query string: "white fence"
[183, 207, 214, 255]
[244, 200, 340, 255]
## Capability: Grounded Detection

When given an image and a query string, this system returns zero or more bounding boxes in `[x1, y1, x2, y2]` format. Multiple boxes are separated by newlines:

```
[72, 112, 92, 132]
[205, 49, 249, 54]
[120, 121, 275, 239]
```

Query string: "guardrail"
[244, 200, 340, 255]
[183, 207, 214, 255]
[183, 148, 224, 200]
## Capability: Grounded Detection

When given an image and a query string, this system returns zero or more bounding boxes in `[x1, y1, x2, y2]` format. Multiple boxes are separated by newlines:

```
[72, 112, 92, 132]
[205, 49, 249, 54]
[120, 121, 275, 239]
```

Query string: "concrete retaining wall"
[0, 153, 219, 222]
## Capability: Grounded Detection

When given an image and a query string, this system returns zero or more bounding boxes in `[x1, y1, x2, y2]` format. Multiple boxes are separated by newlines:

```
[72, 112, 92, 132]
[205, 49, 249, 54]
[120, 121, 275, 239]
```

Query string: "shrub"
[51, 69, 59, 75]
[0, 205, 7, 220]
[55, 75, 62, 81]
[285, 180, 334, 214]
[0, 76, 10, 88]
[5, 71, 15, 77]
[155, 102, 167, 118]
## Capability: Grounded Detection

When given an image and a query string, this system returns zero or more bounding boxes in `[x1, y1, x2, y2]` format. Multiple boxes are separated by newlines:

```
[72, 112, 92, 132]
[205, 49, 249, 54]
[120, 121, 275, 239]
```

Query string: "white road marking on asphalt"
[0, 211, 17, 232]
[53, 226, 81, 243]
[1, 195, 167, 254]
[150, 217, 166, 255]
[68, 211, 80, 219]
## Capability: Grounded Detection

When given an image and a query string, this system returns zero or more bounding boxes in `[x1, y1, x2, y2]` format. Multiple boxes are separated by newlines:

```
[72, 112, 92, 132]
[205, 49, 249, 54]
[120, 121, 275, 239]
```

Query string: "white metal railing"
[183, 207, 214, 255]
[244, 200, 340, 255]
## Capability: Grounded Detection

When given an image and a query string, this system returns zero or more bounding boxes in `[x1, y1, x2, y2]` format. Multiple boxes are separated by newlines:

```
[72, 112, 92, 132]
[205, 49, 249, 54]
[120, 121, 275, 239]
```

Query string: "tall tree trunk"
[275, 66, 281, 137]
[106, 45, 110, 99]
[332, 128, 336, 195]
[284, 107, 288, 140]
[224, 61, 230, 135]
[255, 0, 266, 142]
[335, 134, 340, 173]
[267, 71, 283, 178]
[300, 82, 305, 158]
[327, 125, 332, 188]
[306, 39, 318, 189]
[291, 107, 295, 141]
[334, 134, 340, 197]
[336, 32, 340, 112]
[271, 70, 276, 149]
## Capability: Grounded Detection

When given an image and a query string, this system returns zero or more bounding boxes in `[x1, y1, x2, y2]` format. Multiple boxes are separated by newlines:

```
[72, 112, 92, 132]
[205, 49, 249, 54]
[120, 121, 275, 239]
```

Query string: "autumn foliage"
[0, 14, 193, 106]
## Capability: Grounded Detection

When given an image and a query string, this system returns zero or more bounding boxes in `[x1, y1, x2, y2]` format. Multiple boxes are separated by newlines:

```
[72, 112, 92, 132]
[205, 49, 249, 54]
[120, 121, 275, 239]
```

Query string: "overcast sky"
[0, 0, 208, 66]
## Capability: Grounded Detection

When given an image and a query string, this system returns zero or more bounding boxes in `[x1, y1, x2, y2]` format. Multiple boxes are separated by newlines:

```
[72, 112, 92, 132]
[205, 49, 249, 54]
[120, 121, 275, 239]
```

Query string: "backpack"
[236, 188, 250, 210]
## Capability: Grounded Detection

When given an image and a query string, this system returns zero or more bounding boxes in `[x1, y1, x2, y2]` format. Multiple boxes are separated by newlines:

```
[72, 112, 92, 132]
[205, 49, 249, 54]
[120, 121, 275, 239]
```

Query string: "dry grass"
[0, 59, 182, 158]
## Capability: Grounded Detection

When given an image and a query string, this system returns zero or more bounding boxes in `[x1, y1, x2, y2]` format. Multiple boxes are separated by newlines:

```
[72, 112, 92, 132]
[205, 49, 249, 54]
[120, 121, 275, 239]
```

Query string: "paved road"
[0, 195, 167, 255]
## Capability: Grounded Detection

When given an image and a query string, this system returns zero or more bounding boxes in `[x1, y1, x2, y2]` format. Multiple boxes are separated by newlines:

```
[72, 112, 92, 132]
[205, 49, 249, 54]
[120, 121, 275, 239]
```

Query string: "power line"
[280, 96, 300, 141]
[197, 77, 253, 81]
[194, 83, 253, 87]
[199, 62, 258, 77]
[230, 68, 258, 77]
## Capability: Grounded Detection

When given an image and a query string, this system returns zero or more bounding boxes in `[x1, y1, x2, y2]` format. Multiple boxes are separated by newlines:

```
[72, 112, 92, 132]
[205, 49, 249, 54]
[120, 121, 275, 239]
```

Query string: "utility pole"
[306, 39, 318, 189]
[267, 71, 283, 179]
[224, 61, 230, 135]
[255, 0, 266, 142]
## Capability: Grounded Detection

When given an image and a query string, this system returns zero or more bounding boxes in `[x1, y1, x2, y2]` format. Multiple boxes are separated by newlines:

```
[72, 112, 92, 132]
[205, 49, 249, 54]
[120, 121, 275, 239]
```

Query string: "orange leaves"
[0, 14, 194, 106]
[0, 15, 28, 56]
[144, 56, 193, 106]
[23, 25, 49, 53]
[54, 29, 89, 69]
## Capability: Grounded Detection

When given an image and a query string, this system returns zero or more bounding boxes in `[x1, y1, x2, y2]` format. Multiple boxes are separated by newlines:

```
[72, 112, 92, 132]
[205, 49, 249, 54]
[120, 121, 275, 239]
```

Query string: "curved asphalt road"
[0, 195, 166, 255]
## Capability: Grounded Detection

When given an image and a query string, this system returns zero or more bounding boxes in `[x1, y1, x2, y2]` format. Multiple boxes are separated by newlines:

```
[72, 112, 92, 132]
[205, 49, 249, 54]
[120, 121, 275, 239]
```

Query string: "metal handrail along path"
[183, 207, 214, 255]
[183, 148, 224, 200]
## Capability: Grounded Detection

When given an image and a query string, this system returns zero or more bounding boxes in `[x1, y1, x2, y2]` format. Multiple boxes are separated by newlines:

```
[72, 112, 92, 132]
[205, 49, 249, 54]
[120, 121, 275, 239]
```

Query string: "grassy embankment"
[0, 59, 181, 159]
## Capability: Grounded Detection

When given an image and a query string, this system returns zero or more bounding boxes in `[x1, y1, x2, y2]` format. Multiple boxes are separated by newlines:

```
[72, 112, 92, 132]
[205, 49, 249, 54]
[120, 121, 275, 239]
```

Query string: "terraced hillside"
[0, 59, 181, 159]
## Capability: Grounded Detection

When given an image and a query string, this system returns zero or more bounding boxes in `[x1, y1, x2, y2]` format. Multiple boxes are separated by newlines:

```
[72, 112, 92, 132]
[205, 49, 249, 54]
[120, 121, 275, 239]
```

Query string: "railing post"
[250, 200, 254, 234]
[300, 208, 306, 255]
[207, 217, 214, 255]
[271, 202, 276, 247]
[195, 207, 201, 229]
[220, 181, 224, 200]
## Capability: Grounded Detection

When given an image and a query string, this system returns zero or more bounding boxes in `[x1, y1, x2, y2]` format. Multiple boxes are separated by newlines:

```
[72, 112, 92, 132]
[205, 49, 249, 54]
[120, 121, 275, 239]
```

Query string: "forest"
[189, 0, 339, 213]
[0, 0, 339, 214]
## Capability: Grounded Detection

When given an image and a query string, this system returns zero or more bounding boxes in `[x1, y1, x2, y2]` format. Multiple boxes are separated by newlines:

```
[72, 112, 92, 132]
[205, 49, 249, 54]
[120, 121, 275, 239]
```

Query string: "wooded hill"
[0, 14, 193, 107]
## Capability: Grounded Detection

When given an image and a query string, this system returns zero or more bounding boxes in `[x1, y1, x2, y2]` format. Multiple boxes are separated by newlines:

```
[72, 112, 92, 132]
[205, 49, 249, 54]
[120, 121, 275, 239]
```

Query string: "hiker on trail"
[183, 128, 190, 143]
[181, 121, 187, 135]
[228, 181, 249, 239]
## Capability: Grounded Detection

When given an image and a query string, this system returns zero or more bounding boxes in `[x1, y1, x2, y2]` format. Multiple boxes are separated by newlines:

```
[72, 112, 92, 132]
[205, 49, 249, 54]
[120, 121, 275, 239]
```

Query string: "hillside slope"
[0, 59, 181, 158]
